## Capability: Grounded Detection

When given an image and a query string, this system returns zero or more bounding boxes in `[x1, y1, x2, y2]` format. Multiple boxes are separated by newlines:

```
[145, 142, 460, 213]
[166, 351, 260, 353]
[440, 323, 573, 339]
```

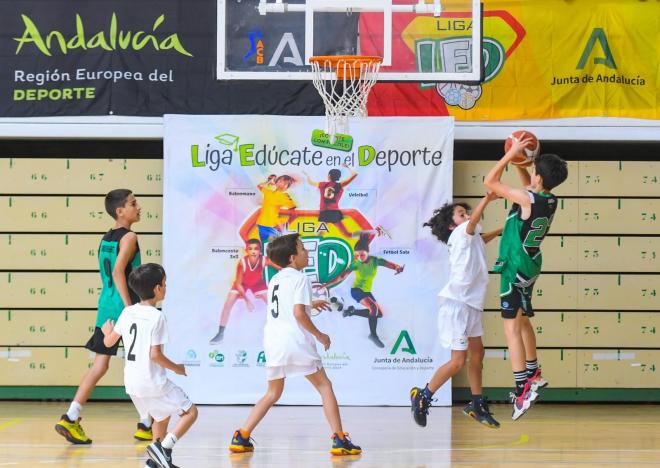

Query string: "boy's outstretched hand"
[312, 299, 331, 312]
[316, 332, 331, 350]
[486, 191, 500, 202]
[101, 319, 114, 337]
[394, 264, 405, 275]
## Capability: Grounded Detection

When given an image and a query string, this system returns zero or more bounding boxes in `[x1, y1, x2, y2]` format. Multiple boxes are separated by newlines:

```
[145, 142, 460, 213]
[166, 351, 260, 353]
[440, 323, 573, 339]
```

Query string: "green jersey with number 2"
[493, 191, 557, 296]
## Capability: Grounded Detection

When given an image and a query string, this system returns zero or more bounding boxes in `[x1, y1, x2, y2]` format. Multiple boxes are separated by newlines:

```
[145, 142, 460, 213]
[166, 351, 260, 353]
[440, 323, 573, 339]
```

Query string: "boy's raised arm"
[484, 137, 535, 208]
[465, 192, 497, 236]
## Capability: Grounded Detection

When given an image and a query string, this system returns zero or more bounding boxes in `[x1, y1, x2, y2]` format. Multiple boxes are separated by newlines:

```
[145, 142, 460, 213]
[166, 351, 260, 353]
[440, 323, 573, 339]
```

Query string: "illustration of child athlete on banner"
[254, 174, 297, 243]
[209, 238, 279, 344]
[318, 233, 404, 349]
[303, 163, 357, 237]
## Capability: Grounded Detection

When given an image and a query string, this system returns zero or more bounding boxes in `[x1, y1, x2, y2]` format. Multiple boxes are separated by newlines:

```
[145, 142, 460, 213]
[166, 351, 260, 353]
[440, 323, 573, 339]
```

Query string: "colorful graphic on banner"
[363, 0, 660, 120]
[163, 115, 454, 405]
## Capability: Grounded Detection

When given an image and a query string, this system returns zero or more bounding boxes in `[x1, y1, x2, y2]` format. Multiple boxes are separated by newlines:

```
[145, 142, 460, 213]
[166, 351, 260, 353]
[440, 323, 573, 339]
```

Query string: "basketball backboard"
[217, 0, 483, 82]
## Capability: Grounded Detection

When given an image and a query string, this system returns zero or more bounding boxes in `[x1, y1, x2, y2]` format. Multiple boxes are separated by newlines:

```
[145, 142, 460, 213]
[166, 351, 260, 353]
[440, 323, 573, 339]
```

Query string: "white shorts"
[130, 384, 194, 422]
[266, 361, 323, 381]
[437, 299, 483, 351]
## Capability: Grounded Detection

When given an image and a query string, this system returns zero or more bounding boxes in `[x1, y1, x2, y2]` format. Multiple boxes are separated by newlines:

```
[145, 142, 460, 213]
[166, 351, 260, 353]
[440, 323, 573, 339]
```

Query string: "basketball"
[504, 130, 541, 165]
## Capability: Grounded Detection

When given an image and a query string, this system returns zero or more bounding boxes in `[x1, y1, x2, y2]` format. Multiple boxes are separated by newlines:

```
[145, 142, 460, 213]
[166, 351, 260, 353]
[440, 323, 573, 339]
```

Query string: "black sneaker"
[343, 306, 355, 318]
[145, 460, 158, 468]
[463, 398, 500, 429]
[410, 387, 432, 427]
[368, 334, 385, 348]
[209, 328, 224, 345]
[147, 439, 175, 468]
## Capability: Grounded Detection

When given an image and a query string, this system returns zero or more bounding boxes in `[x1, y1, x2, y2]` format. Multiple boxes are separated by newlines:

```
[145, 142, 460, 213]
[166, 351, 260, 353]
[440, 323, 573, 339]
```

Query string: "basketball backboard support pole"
[217, 0, 483, 82]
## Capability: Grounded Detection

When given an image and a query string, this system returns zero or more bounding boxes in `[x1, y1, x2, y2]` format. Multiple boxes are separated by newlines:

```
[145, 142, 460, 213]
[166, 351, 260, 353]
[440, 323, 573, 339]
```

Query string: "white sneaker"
[511, 383, 538, 421]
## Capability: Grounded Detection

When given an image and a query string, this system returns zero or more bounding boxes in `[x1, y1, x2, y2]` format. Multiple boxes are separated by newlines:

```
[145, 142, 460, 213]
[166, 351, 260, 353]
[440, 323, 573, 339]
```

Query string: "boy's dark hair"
[267, 233, 300, 268]
[275, 175, 294, 187]
[128, 263, 166, 300]
[423, 202, 471, 244]
[246, 238, 261, 248]
[105, 189, 133, 219]
[328, 169, 341, 182]
[534, 153, 568, 190]
[354, 234, 371, 252]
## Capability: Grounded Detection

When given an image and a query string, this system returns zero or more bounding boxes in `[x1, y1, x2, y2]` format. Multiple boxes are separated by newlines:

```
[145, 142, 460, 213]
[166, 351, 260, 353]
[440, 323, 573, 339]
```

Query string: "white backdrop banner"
[162, 115, 454, 405]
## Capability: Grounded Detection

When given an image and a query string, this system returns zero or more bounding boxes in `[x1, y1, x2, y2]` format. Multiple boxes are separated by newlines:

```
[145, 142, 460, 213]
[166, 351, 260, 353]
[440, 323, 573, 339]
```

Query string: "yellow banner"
[398, 0, 660, 120]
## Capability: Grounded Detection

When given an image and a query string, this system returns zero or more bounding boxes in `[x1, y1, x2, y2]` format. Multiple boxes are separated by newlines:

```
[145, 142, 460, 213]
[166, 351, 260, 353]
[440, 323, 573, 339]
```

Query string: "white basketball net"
[310, 57, 382, 142]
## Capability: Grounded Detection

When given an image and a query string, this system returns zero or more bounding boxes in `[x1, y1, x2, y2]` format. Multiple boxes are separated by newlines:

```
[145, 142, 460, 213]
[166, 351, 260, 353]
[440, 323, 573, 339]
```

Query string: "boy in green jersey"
[320, 234, 404, 348]
[484, 135, 568, 420]
[55, 189, 149, 443]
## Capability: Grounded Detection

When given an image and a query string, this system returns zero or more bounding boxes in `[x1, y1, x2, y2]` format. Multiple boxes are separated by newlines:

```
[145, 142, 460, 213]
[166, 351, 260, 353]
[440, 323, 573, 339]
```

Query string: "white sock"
[161, 433, 178, 449]
[66, 401, 82, 421]
[139, 416, 152, 428]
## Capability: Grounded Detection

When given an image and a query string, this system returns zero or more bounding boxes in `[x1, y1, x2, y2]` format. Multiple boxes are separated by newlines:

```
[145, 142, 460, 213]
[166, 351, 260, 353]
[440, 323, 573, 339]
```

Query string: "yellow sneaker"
[133, 423, 153, 441]
[55, 414, 92, 444]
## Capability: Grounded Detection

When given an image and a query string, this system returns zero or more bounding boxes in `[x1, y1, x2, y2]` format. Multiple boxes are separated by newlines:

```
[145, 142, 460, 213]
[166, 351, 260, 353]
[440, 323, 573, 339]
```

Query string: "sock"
[239, 429, 250, 439]
[349, 308, 370, 318]
[368, 315, 378, 336]
[526, 359, 539, 378]
[422, 384, 434, 400]
[219, 325, 225, 333]
[139, 416, 152, 428]
[336, 431, 346, 439]
[161, 432, 178, 450]
[471, 394, 483, 406]
[66, 401, 82, 421]
[514, 370, 528, 396]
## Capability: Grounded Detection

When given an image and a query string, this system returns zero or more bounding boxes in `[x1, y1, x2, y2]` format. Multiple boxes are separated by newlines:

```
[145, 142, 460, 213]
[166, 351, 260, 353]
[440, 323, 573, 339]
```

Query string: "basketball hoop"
[309, 55, 382, 144]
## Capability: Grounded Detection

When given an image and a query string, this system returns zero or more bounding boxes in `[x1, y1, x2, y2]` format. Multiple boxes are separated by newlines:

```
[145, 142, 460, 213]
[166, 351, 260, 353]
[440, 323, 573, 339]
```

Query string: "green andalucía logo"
[14, 13, 192, 57]
[390, 330, 417, 355]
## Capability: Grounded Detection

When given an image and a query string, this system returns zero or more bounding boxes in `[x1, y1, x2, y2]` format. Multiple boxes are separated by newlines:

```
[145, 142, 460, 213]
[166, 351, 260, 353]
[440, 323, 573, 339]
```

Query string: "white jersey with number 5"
[114, 303, 171, 397]
[263, 267, 321, 367]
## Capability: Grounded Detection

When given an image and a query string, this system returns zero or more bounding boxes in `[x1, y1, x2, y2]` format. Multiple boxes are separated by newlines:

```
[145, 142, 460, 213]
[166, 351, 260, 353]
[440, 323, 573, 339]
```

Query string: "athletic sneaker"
[144, 460, 158, 468]
[368, 334, 385, 348]
[410, 387, 433, 427]
[134, 422, 153, 441]
[147, 439, 176, 468]
[209, 328, 224, 345]
[330, 433, 362, 456]
[54, 414, 92, 444]
[528, 367, 548, 392]
[343, 306, 355, 318]
[510, 382, 539, 421]
[229, 429, 255, 453]
[463, 398, 500, 428]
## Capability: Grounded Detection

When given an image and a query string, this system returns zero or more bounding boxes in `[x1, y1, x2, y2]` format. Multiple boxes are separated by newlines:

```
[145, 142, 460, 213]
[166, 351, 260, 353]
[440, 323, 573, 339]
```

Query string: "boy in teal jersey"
[55, 189, 149, 444]
[320, 234, 404, 348]
[484, 135, 568, 420]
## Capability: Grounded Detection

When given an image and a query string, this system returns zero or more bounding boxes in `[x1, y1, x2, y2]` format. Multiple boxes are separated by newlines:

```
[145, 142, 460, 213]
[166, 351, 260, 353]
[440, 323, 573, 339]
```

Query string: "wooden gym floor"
[0, 402, 659, 467]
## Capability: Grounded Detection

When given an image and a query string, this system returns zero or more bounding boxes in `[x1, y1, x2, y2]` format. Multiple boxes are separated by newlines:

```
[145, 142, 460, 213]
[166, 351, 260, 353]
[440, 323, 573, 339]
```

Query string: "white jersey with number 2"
[114, 303, 171, 398]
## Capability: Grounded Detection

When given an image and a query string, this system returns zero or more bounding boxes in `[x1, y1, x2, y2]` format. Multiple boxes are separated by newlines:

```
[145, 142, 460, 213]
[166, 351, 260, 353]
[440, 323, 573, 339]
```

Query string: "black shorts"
[351, 288, 376, 303]
[319, 210, 344, 224]
[84, 326, 121, 356]
[500, 287, 534, 319]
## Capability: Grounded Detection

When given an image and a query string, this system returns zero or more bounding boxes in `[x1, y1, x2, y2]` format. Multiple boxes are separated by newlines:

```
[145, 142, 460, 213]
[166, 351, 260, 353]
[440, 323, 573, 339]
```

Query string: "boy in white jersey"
[102, 263, 198, 468]
[228, 233, 362, 456]
[410, 193, 502, 429]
